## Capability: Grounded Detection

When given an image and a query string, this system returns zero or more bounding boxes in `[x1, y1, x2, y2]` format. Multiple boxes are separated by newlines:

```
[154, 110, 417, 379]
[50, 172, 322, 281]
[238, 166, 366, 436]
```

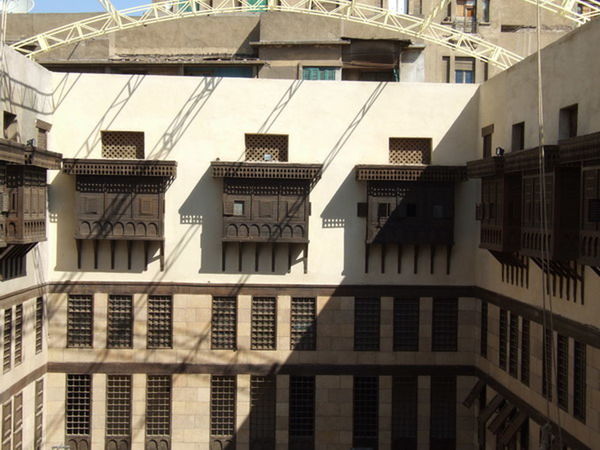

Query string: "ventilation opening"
[245, 134, 288, 162]
[389, 138, 432, 164]
[101, 131, 145, 159]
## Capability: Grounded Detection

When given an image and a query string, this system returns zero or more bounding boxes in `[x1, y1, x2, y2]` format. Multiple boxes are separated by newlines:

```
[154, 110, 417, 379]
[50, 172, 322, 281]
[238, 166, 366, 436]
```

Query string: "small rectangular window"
[353, 377, 379, 449]
[302, 66, 338, 81]
[481, 0, 490, 22]
[101, 131, 145, 159]
[289, 376, 315, 450]
[233, 201, 245, 216]
[392, 376, 417, 450]
[3, 309, 12, 373]
[106, 375, 132, 443]
[432, 298, 457, 352]
[455, 57, 475, 84]
[573, 341, 586, 422]
[559, 104, 578, 140]
[480, 301, 488, 358]
[67, 295, 93, 348]
[147, 296, 173, 349]
[498, 309, 508, 370]
[511, 122, 525, 151]
[377, 202, 391, 218]
[354, 297, 380, 351]
[3, 112, 18, 142]
[35, 298, 43, 354]
[556, 334, 568, 411]
[245, 133, 289, 162]
[146, 375, 171, 445]
[211, 297, 237, 350]
[210, 376, 236, 445]
[34, 379, 43, 449]
[290, 298, 316, 351]
[393, 298, 419, 351]
[251, 297, 277, 350]
[107, 295, 133, 349]
[509, 313, 519, 378]
[66, 374, 92, 441]
[520, 320, 530, 385]
[250, 375, 276, 449]
[430, 377, 456, 449]
[14, 305, 22, 366]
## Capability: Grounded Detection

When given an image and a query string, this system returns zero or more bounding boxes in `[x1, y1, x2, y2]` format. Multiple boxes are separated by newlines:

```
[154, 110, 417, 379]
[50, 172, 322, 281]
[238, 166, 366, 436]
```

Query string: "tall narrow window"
[107, 295, 133, 349]
[482, 124, 494, 158]
[34, 379, 43, 450]
[3, 111, 18, 142]
[556, 335, 569, 411]
[210, 376, 236, 447]
[559, 104, 578, 140]
[290, 298, 316, 351]
[509, 313, 519, 378]
[430, 376, 456, 450]
[35, 298, 43, 354]
[542, 328, 553, 400]
[250, 375, 276, 449]
[106, 375, 132, 448]
[14, 304, 22, 366]
[520, 319, 530, 385]
[9, 393, 22, 450]
[481, 0, 490, 21]
[211, 297, 237, 350]
[354, 297, 380, 351]
[147, 296, 173, 349]
[289, 376, 315, 450]
[498, 309, 507, 370]
[251, 297, 277, 350]
[442, 56, 451, 83]
[392, 376, 417, 450]
[393, 298, 419, 351]
[2, 400, 11, 450]
[65, 374, 92, 447]
[480, 301, 488, 358]
[3, 308, 12, 373]
[146, 375, 171, 449]
[573, 341, 586, 422]
[36, 120, 51, 150]
[67, 295, 93, 348]
[432, 298, 458, 352]
[511, 122, 525, 152]
[353, 377, 379, 449]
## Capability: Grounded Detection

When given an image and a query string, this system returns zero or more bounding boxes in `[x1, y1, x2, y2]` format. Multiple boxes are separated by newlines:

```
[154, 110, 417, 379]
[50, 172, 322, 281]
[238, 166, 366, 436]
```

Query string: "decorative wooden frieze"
[0, 137, 61, 169]
[211, 161, 322, 180]
[559, 131, 600, 165]
[63, 159, 176, 178]
[355, 164, 466, 182]
[503, 146, 559, 174]
[466, 156, 504, 179]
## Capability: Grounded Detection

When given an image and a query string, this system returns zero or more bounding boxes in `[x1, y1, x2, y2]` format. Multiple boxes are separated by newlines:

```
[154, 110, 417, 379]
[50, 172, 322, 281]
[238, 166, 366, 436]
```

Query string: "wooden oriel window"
[211, 297, 237, 350]
[353, 376, 379, 449]
[14, 304, 22, 366]
[432, 298, 458, 352]
[107, 295, 133, 349]
[251, 297, 277, 350]
[249, 375, 276, 449]
[289, 376, 315, 450]
[290, 298, 316, 351]
[67, 295, 93, 348]
[392, 376, 418, 450]
[393, 298, 419, 351]
[147, 296, 173, 349]
[354, 297, 380, 351]
[210, 376, 236, 446]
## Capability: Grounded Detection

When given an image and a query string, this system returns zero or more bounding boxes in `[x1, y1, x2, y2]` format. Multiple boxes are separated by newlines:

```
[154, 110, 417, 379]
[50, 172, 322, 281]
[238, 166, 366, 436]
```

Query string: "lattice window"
[66, 374, 92, 437]
[35, 298, 43, 354]
[389, 137, 432, 165]
[573, 341, 586, 422]
[34, 379, 43, 449]
[498, 309, 508, 370]
[14, 305, 22, 366]
[211, 297, 237, 350]
[509, 313, 519, 378]
[289, 376, 315, 442]
[520, 320, 530, 386]
[392, 376, 417, 450]
[290, 298, 316, 351]
[250, 375, 276, 449]
[556, 335, 569, 411]
[251, 297, 276, 350]
[542, 328, 553, 400]
[147, 296, 173, 349]
[12, 393, 22, 450]
[354, 297, 380, 351]
[353, 377, 379, 449]
[430, 377, 456, 448]
[2, 400, 11, 450]
[67, 295, 93, 348]
[101, 131, 145, 159]
[106, 375, 131, 440]
[393, 298, 419, 351]
[107, 295, 133, 349]
[3, 309, 12, 373]
[146, 375, 171, 438]
[245, 134, 288, 162]
[431, 298, 458, 352]
[211, 376, 236, 438]
[480, 301, 488, 358]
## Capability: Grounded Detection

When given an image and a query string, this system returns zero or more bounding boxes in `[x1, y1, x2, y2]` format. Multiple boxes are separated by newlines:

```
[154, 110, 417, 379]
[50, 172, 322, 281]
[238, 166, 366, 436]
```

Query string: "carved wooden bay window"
[355, 165, 466, 274]
[211, 161, 322, 273]
[62, 159, 177, 271]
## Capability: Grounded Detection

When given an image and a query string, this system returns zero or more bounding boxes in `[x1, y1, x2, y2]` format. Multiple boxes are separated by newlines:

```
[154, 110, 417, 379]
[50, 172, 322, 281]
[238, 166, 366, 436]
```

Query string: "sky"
[32, 0, 145, 13]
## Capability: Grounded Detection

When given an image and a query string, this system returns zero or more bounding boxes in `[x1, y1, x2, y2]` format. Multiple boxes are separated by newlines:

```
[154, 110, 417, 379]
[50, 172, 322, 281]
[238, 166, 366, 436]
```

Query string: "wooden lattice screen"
[389, 138, 432, 164]
[101, 131, 145, 159]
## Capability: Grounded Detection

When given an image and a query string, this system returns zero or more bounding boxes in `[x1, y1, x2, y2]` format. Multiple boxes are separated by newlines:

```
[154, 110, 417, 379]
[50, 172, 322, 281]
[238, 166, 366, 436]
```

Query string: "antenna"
[0, 0, 35, 13]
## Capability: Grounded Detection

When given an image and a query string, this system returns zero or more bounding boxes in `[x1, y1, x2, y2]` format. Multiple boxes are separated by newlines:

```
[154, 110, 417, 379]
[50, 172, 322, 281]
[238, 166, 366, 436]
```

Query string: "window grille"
[65, 374, 92, 437]
[353, 376, 379, 449]
[498, 309, 508, 370]
[211, 376, 236, 440]
[289, 376, 315, 450]
[392, 376, 418, 450]
[520, 320, 530, 385]
[250, 375, 276, 449]
[147, 296, 173, 349]
[354, 297, 380, 351]
[542, 329, 553, 400]
[480, 301, 488, 358]
[556, 335, 568, 411]
[101, 131, 145, 159]
[107, 295, 133, 349]
[509, 313, 519, 378]
[12, 393, 22, 450]
[14, 305, 22, 366]
[573, 341, 586, 422]
[211, 297, 237, 350]
[430, 376, 456, 449]
[67, 295, 93, 348]
[389, 137, 432, 164]
[393, 298, 419, 351]
[3, 309, 12, 373]
[251, 297, 277, 350]
[35, 298, 43, 354]
[432, 298, 458, 352]
[146, 375, 171, 437]
[2, 400, 11, 450]
[245, 134, 288, 162]
[106, 375, 131, 441]
[34, 379, 43, 450]
[290, 298, 316, 351]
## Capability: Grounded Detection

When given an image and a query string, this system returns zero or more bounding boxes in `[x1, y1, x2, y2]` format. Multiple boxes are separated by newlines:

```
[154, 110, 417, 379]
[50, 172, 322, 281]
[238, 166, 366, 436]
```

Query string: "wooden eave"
[503, 146, 558, 174]
[211, 161, 323, 180]
[466, 156, 504, 179]
[559, 131, 600, 165]
[355, 164, 467, 182]
[0, 138, 62, 169]
[62, 159, 177, 179]
[0, 138, 28, 165]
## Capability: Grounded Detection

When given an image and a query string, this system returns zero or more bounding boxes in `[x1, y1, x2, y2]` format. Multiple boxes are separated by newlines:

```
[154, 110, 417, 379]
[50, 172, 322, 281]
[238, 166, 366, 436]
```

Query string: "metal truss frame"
[10, 0, 523, 70]
[520, 0, 600, 25]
